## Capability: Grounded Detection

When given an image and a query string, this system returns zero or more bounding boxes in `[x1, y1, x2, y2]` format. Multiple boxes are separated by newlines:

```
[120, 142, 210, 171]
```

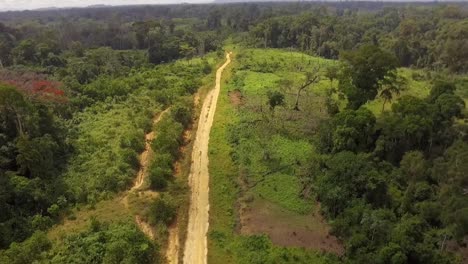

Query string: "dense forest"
[0, 1, 467, 264]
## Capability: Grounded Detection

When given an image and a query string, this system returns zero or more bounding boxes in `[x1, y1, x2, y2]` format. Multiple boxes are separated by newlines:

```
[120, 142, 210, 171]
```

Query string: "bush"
[148, 153, 174, 190]
[202, 60, 212, 74]
[180, 79, 201, 94]
[121, 148, 140, 169]
[0, 231, 51, 264]
[31, 215, 53, 231]
[47, 221, 156, 264]
[47, 204, 60, 218]
[149, 173, 168, 190]
[148, 196, 176, 226]
[148, 111, 188, 191]
[152, 117, 184, 159]
[171, 98, 194, 128]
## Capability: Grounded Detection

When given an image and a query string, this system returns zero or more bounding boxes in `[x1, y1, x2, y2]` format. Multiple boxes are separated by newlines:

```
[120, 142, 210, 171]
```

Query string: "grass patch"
[47, 197, 132, 241]
[208, 51, 240, 264]
[208, 48, 339, 263]
[255, 173, 313, 215]
[364, 68, 432, 115]
[208, 48, 440, 264]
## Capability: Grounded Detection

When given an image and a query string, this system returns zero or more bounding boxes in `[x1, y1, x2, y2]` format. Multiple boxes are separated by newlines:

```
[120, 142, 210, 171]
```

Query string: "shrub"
[149, 173, 168, 190]
[148, 196, 176, 226]
[47, 221, 156, 264]
[171, 98, 193, 128]
[152, 118, 183, 159]
[30, 215, 53, 230]
[0, 231, 51, 264]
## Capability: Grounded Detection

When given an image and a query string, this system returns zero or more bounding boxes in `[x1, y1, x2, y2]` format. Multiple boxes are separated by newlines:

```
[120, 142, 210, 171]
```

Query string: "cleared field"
[240, 198, 343, 255]
[208, 48, 341, 264]
[208, 47, 448, 263]
[226, 48, 342, 254]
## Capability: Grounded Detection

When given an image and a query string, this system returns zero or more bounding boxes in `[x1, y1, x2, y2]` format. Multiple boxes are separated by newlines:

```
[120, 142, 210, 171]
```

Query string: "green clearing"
[64, 96, 157, 202]
[207, 47, 451, 263]
[208, 48, 339, 264]
[236, 134, 315, 214]
[1, 3, 467, 263]
[227, 48, 334, 217]
[236, 49, 434, 116]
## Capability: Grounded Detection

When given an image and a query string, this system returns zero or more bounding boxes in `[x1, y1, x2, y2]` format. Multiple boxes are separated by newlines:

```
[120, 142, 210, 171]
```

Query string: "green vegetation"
[249, 4, 468, 73]
[65, 96, 153, 201]
[0, 15, 219, 261]
[65, 60, 208, 203]
[149, 112, 185, 191]
[48, 220, 156, 263]
[210, 46, 467, 263]
[147, 196, 177, 227]
[1, 2, 467, 263]
[338, 45, 399, 110]
[0, 231, 51, 264]
[208, 49, 339, 263]
[0, 83, 68, 247]
[0, 220, 156, 264]
[314, 80, 466, 263]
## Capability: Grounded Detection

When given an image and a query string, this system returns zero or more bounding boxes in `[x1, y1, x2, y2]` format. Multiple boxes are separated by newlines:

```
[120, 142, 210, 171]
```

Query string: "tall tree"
[293, 66, 320, 111]
[339, 45, 398, 109]
[0, 85, 30, 136]
[379, 74, 407, 112]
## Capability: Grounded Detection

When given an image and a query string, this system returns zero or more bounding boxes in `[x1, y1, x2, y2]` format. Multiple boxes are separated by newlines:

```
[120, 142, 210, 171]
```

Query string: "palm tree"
[379, 75, 407, 112]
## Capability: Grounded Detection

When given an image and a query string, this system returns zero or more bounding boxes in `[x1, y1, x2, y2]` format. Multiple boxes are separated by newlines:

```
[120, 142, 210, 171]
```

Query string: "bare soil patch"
[135, 215, 155, 240]
[166, 220, 180, 264]
[228, 89, 244, 106]
[447, 240, 468, 263]
[240, 197, 344, 255]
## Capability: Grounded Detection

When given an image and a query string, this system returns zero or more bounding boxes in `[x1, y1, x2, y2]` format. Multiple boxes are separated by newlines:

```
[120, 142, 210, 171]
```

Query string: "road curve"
[183, 52, 232, 264]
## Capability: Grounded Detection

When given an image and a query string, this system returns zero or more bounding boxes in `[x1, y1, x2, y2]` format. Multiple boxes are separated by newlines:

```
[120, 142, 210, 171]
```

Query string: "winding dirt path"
[183, 53, 232, 264]
[135, 215, 155, 240]
[122, 108, 170, 239]
[132, 108, 170, 192]
[166, 221, 180, 264]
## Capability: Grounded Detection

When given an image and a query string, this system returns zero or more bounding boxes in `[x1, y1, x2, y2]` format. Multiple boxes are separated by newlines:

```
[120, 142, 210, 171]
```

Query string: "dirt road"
[183, 53, 232, 264]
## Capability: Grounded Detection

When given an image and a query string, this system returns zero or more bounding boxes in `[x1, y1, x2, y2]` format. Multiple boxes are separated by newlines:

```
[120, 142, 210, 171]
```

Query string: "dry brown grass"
[47, 197, 132, 241]
[240, 197, 344, 255]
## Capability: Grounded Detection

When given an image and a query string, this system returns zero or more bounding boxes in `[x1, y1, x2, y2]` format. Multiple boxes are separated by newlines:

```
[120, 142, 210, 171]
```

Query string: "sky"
[0, 0, 464, 11]
[0, 0, 209, 11]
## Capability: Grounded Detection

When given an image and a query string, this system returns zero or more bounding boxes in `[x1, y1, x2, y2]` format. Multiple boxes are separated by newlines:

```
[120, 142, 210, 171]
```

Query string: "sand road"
[183, 53, 232, 264]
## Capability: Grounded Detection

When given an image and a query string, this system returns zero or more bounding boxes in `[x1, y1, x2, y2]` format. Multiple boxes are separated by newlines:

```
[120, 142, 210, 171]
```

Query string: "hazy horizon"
[0, 0, 209, 11]
[0, 0, 464, 11]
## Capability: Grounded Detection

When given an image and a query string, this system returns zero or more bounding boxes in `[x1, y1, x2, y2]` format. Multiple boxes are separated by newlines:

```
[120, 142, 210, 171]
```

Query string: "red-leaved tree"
[0, 70, 67, 103]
